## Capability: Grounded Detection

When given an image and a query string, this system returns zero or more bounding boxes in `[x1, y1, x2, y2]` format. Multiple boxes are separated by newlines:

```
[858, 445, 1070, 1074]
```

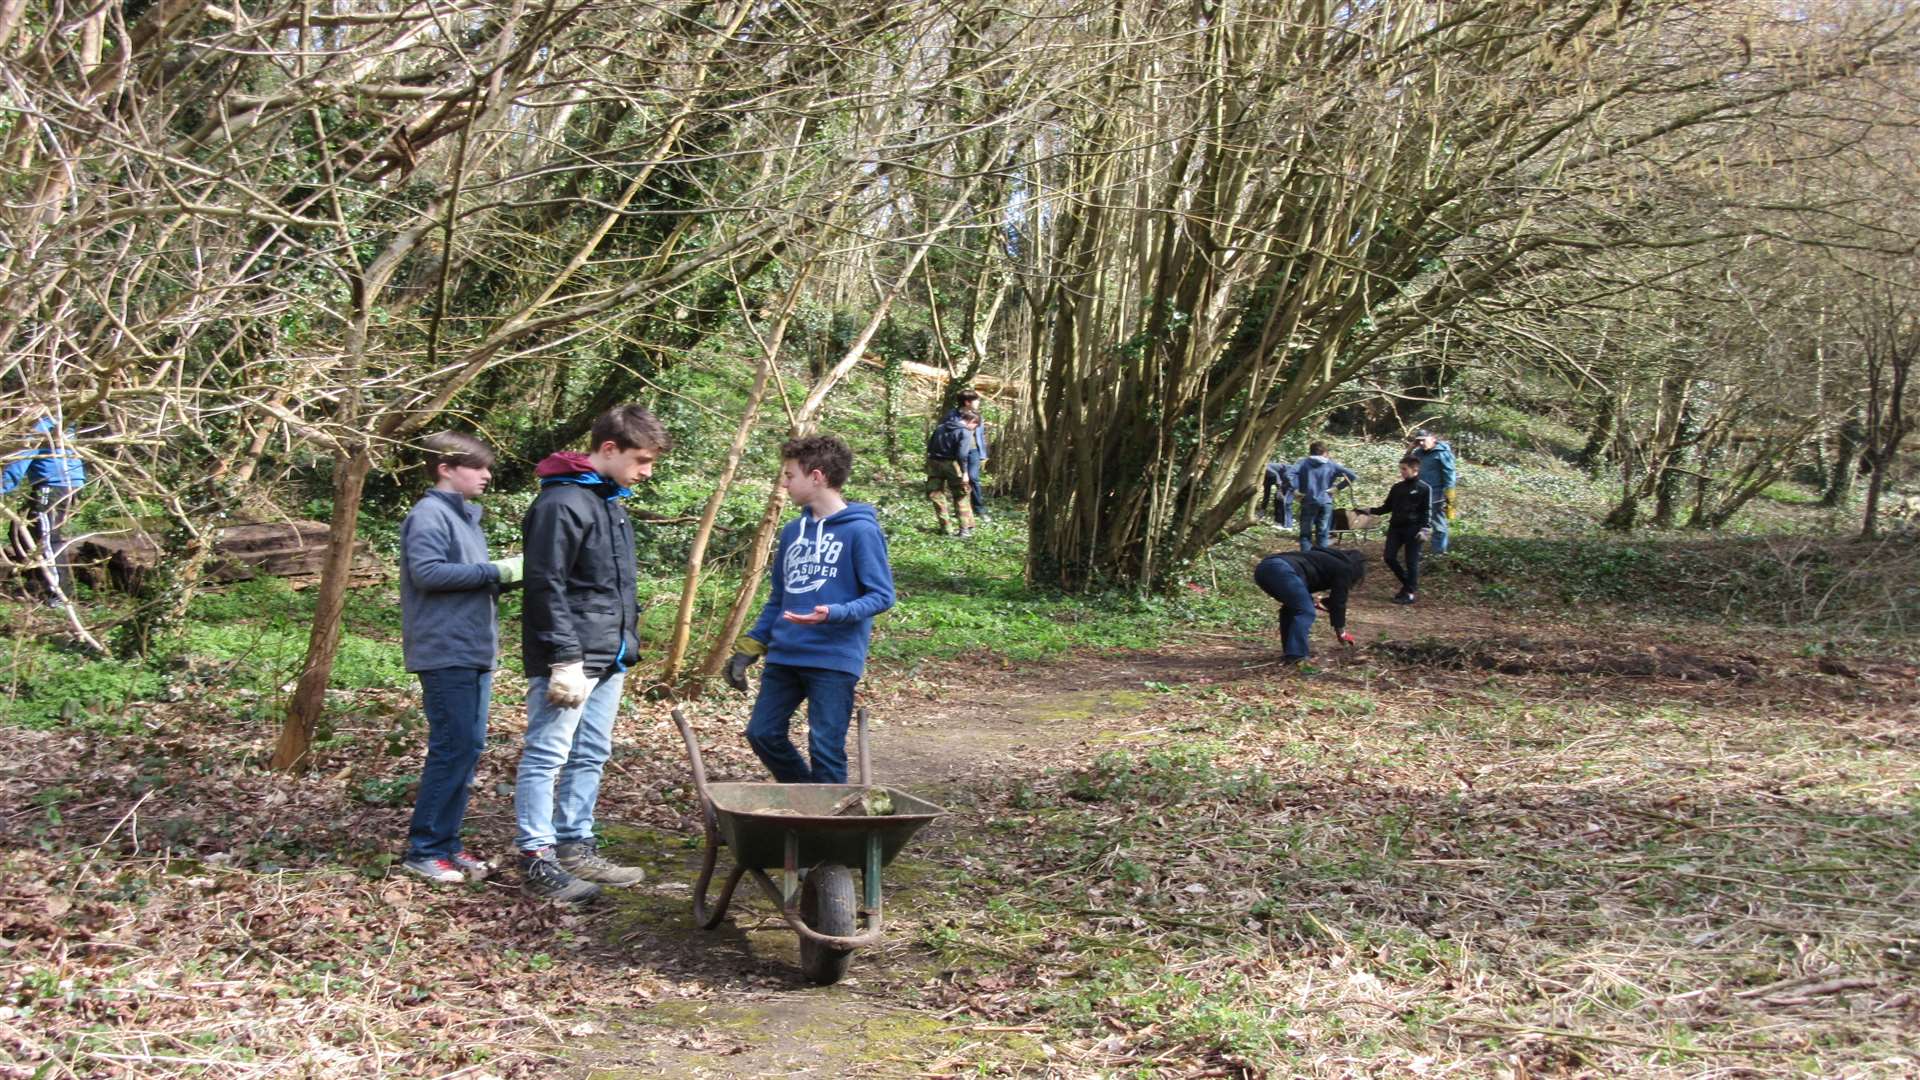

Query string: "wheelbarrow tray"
[705, 782, 945, 870]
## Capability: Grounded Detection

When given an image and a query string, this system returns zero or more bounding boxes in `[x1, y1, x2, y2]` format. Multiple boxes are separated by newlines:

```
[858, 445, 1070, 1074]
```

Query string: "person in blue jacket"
[3, 415, 88, 604]
[1408, 428, 1458, 554]
[1289, 442, 1358, 551]
[954, 388, 992, 523]
[726, 434, 896, 784]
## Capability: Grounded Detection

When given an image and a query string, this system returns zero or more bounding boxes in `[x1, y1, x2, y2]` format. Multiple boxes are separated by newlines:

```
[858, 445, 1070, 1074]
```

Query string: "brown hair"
[420, 431, 495, 482]
[957, 409, 980, 424]
[1399, 454, 1421, 469]
[780, 434, 853, 489]
[589, 405, 672, 453]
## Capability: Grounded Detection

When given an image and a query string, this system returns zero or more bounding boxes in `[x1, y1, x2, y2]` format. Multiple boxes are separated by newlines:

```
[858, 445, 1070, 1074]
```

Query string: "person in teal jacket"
[1408, 428, 1458, 554]
[3, 416, 87, 604]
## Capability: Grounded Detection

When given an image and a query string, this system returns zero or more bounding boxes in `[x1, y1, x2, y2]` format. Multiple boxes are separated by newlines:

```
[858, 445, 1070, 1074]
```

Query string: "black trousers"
[1383, 527, 1423, 596]
[14, 487, 78, 602]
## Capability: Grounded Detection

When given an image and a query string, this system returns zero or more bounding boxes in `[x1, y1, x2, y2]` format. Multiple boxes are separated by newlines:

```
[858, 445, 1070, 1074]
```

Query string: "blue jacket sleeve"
[746, 527, 787, 644]
[827, 526, 896, 623]
[1335, 463, 1358, 487]
[1438, 447, 1457, 490]
[0, 453, 25, 494]
[403, 506, 499, 592]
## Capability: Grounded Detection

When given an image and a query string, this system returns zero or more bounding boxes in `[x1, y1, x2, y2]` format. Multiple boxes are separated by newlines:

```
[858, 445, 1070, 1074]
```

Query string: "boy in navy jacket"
[727, 435, 896, 783]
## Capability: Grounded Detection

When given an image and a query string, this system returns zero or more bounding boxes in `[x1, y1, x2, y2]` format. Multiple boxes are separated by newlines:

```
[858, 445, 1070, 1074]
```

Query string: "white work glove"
[490, 554, 523, 584]
[545, 661, 590, 707]
[1417, 528, 1433, 542]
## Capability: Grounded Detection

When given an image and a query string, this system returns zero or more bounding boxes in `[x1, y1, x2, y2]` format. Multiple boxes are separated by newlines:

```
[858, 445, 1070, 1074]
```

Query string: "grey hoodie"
[399, 489, 504, 672]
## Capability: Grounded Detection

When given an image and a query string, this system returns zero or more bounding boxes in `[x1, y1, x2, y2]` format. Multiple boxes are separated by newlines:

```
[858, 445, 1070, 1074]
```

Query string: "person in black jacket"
[513, 405, 670, 903]
[1253, 546, 1366, 664]
[1366, 455, 1434, 605]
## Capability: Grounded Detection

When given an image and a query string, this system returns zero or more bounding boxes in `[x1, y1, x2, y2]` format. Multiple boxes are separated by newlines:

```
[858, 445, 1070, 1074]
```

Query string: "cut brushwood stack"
[73, 521, 382, 592]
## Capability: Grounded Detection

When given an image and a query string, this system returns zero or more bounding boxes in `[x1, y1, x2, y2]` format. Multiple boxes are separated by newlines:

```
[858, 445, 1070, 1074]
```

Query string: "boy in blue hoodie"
[1289, 441, 1358, 551]
[726, 435, 896, 784]
[4, 414, 87, 605]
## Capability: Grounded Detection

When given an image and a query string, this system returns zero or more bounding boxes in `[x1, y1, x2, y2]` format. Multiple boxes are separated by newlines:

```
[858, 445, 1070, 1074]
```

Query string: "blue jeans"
[746, 663, 859, 783]
[407, 668, 492, 860]
[965, 453, 986, 516]
[1298, 499, 1333, 550]
[1429, 492, 1451, 554]
[1254, 555, 1316, 660]
[515, 670, 624, 852]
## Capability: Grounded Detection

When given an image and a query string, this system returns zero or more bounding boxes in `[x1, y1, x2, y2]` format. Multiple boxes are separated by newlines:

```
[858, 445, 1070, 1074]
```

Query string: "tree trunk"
[1821, 414, 1863, 508]
[268, 446, 373, 773]
[662, 282, 798, 686]
[1575, 395, 1614, 474]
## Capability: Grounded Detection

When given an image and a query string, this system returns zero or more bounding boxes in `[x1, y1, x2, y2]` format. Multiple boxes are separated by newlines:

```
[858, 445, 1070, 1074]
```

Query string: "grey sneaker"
[449, 850, 493, 881]
[402, 855, 464, 884]
[520, 849, 602, 903]
[554, 840, 645, 886]
[957, 527, 974, 539]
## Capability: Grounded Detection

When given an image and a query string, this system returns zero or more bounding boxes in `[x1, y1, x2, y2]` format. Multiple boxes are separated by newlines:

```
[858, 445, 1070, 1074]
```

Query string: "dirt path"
[560, 590, 1917, 1078]
[570, 639, 1289, 1078]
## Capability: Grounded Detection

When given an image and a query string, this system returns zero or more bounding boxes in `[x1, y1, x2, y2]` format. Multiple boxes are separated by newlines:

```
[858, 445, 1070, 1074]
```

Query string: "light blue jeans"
[514, 670, 625, 852]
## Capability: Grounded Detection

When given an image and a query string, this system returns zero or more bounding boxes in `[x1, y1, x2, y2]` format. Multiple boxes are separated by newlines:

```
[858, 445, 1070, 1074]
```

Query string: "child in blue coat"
[727, 435, 897, 783]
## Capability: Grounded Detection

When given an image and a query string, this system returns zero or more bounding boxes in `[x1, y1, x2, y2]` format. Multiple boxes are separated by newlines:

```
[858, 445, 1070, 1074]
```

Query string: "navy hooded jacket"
[746, 502, 896, 677]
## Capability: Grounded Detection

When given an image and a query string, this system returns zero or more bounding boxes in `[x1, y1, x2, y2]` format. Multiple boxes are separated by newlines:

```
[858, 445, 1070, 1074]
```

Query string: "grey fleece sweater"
[399, 489, 503, 672]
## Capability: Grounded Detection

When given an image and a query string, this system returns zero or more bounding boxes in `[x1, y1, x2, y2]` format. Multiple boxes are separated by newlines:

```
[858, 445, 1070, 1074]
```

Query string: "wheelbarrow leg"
[856, 706, 872, 787]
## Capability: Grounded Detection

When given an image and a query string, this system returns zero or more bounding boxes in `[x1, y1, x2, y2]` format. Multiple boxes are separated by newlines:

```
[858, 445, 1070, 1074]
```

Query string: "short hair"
[590, 405, 672, 453]
[420, 431, 494, 481]
[1399, 454, 1422, 469]
[957, 409, 980, 424]
[1308, 441, 1327, 456]
[780, 434, 853, 489]
[956, 388, 981, 404]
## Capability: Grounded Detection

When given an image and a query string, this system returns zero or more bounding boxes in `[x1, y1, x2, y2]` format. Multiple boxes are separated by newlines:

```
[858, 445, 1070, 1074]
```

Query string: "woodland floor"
[3, 554, 1918, 1078]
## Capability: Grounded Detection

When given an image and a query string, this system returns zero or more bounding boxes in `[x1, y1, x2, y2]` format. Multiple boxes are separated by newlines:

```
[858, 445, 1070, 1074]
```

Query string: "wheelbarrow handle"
[670, 707, 719, 836]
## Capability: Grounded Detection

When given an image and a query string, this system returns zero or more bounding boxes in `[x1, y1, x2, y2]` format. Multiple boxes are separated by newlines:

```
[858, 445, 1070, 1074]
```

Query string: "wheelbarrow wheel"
[798, 864, 856, 985]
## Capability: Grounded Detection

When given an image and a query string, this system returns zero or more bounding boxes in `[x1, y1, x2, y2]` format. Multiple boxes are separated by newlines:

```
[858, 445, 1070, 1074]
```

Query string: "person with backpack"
[953, 389, 992, 523]
[924, 409, 977, 538]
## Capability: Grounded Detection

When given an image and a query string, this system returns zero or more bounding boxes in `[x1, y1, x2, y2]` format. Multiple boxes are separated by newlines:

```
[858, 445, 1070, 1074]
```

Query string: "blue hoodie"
[2, 416, 86, 494]
[1289, 455, 1357, 505]
[747, 502, 896, 677]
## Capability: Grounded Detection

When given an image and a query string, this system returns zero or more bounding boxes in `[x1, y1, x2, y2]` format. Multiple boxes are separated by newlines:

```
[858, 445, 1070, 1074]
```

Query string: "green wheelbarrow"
[669, 707, 946, 984]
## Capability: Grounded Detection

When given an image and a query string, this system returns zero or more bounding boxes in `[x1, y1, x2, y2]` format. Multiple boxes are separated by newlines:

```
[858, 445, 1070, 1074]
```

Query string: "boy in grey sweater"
[398, 432, 524, 884]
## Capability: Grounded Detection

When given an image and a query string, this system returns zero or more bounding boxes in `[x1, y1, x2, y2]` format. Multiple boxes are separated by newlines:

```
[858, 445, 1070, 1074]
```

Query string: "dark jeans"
[1273, 495, 1294, 529]
[746, 662, 859, 783]
[407, 667, 492, 859]
[1298, 499, 1333, 550]
[1383, 528, 1424, 595]
[966, 453, 986, 515]
[1254, 555, 1316, 660]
